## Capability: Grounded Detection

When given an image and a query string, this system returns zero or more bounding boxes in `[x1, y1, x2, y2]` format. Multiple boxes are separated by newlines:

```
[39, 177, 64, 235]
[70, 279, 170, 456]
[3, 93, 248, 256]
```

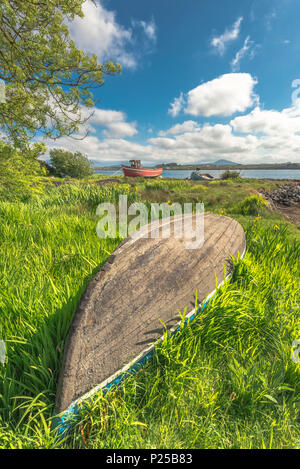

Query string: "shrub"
[50, 149, 93, 179]
[237, 194, 268, 216]
[221, 170, 240, 180]
[0, 140, 46, 201]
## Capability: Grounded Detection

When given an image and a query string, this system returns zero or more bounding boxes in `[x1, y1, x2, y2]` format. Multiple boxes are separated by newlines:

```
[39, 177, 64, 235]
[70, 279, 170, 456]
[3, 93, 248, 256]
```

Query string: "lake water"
[95, 169, 300, 180]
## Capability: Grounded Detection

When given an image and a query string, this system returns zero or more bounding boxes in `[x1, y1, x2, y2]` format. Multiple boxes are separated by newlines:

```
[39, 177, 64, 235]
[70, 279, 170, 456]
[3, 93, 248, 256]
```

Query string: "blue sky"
[46, 0, 300, 164]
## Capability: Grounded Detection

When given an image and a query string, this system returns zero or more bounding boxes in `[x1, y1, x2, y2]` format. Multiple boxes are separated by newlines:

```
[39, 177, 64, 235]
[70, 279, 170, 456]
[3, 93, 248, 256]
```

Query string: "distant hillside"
[213, 159, 240, 166]
[91, 160, 124, 168]
[155, 161, 300, 171]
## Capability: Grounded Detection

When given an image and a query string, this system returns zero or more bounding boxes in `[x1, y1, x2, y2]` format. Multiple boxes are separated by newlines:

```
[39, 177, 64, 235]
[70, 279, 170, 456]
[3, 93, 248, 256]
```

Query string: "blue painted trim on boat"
[53, 251, 245, 440]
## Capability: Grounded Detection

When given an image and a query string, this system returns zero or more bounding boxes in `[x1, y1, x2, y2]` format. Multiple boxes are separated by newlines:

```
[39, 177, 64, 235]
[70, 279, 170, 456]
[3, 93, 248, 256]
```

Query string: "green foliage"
[0, 182, 142, 447]
[29, 182, 140, 210]
[50, 148, 93, 178]
[237, 194, 268, 216]
[0, 140, 46, 201]
[221, 170, 240, 180]
[0, 1, 121, 147]
[144, 179, 187, 192]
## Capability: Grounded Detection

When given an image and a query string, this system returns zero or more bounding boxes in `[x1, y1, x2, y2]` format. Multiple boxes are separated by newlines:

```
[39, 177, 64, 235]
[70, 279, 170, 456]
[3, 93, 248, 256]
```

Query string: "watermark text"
[96, 196, 205, 250]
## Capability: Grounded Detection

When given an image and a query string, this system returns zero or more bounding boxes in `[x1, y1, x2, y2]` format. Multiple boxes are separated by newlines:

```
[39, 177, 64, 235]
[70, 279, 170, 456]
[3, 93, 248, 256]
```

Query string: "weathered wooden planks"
[55, 212, 246, 413]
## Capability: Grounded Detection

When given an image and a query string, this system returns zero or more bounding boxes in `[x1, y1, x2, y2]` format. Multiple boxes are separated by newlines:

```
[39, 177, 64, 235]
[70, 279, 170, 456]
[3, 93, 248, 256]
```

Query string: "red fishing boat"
[121, 160, 163, 177]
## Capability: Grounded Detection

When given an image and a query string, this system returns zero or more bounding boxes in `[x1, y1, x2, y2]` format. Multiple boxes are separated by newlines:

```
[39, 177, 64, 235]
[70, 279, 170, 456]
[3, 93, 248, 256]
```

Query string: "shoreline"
[94, 167, 300, 171]
[93, 174, 300, 183]
[93, 169, 300, 182]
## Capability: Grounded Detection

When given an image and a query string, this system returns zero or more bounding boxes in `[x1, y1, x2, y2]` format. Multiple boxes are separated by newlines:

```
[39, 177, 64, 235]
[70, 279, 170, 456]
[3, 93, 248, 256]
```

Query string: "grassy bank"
[0, 178, 299, 448]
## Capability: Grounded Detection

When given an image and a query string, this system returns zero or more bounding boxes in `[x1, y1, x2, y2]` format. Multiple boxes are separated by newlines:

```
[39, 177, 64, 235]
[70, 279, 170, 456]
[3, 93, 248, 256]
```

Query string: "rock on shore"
[260, 183, 300, 207]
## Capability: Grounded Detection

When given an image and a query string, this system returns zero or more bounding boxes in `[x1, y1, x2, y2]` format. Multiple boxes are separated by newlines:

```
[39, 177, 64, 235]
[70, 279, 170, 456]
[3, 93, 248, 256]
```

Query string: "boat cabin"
[129, 160, 141, 168]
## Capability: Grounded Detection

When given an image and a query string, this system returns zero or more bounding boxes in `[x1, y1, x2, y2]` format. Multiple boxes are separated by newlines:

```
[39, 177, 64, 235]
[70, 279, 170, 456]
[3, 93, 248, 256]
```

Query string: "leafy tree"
[0, 1, 121, 148]
[49, 148, 93, 178]
[0, 140, 46, 200]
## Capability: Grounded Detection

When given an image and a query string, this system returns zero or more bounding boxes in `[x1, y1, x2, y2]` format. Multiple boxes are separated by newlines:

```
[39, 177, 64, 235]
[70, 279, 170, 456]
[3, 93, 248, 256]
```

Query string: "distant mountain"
[90, 160, 124, 168]
[212, 159, 240, 166]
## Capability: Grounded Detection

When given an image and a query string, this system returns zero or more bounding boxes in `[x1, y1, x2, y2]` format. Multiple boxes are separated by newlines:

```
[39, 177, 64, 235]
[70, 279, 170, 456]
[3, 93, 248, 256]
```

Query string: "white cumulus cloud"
[68, 1, 156, 69]
[102, 121, 137, 138]
[168, 92, 185, 117]
[42, 82, 300, 166]
[73, 106, 137, 138]
[42, 109, 300, 165]
[149, 123, 258, 156]
[158, 121, 201, 136]
[184, 73, 259, 117]
[230, 102, 300, 136]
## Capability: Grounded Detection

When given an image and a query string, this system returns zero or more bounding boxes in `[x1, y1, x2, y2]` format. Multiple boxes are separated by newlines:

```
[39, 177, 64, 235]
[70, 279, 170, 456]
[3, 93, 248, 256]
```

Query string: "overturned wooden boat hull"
[190, 171, 214, 181]
[55, 212, 246, 419]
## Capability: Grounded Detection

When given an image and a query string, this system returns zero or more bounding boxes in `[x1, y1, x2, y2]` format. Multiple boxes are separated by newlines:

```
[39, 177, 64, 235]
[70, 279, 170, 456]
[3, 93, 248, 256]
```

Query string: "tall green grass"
[0, 180, 299, 448]
[66, 223, 299, 449]
[0, 183, 139, 447]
